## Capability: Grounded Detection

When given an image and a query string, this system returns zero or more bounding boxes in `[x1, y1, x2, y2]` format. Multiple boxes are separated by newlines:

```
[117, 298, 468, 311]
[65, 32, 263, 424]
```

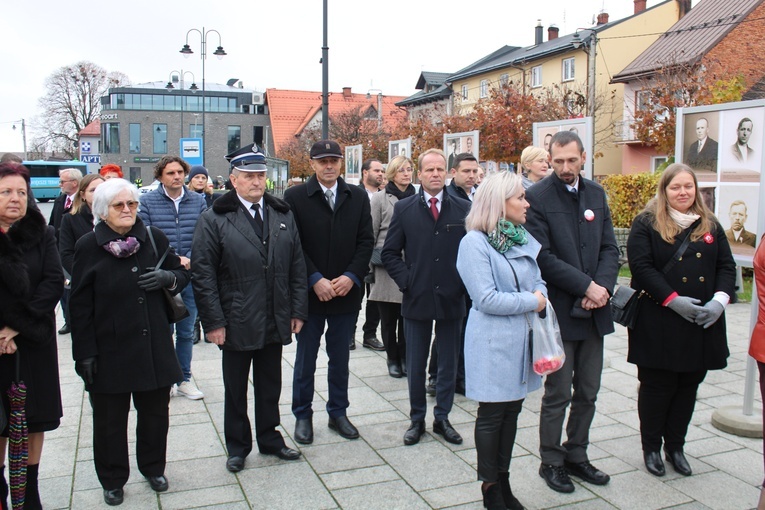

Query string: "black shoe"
[539, 463, 575, 493]
[103, 488, 124, 506]
[433, 419, 463, 444]
[644, 451, 665, 477]
[58, 324, 71, 335]
[664, 448, 692, 476]
[387, 360, 403, 378]
[403, 420, 426, 445]
[498, 472, 525, 510]
[226, 456, 245, 473]
[268, 446, 301, 461]
[564, 460, 610, 485]
[294, 418, 314, 444]
[363, 337, 385, 351]
[349, 340, 356, 350]
[481, 483, 506, 510]
[193, 319, 201, 344]
[328, 416, 359, 439]
[425, 378, 436, 397]
[145, 475, 168, 492]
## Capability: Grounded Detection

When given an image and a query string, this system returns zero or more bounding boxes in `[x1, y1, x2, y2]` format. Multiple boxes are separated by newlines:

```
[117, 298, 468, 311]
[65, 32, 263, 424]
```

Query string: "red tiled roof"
[266, 88, 407, 154]
[79, 119, 100, 136]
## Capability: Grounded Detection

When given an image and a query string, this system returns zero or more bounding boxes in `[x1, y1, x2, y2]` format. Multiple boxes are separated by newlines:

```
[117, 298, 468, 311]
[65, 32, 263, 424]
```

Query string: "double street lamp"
[165, 70, 198, 142]
[179, 28, 227, 165]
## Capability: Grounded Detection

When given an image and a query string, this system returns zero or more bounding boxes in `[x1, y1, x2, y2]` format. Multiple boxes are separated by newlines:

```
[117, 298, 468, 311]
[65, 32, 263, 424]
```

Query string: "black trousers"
[90, 387, 170, 490]
[475, 400, 524, 482]
[223, 343, 285, 457]
[378, 301, 405, 362]
[427, 312, 467, 384]
[637, 366, 707, 452]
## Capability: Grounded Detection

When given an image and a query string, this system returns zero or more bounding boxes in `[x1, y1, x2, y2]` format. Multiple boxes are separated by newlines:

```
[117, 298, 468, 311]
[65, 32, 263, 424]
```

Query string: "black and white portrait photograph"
[443, 130, 480, 170]
[388, 138, 411, 163]
[681, 112, 720, 182]
[720, 107, 764, 183]
[345, 144, 362, 183]
[717, 184, 759, 258]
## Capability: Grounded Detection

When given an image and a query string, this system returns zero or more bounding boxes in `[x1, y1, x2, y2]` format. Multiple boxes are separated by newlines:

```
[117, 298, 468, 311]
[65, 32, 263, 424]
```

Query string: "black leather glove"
[75, 357, 98, 385]
[137, 269, 176, 291]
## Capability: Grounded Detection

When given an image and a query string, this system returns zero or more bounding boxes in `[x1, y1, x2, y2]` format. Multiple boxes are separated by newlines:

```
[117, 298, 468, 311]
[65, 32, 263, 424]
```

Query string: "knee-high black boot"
[1, 465, 8, 510]
[498, 472, 525, 510]
[23, 464, 41, 510]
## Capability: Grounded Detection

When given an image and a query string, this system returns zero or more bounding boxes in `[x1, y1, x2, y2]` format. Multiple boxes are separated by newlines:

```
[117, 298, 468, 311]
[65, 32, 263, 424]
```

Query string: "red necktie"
[429, 197, 439, 221]
[65, 196, 72, 209]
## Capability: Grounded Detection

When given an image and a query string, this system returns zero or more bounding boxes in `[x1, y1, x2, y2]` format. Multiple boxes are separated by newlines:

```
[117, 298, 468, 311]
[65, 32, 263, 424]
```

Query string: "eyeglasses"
[59, 179, 76, 184]
[398, 167, 413, 173]
[110, 201, 139, 212]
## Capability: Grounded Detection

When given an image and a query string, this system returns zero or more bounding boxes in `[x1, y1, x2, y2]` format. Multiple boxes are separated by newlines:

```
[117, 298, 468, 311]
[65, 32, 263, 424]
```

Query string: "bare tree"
[35, 61, 129, 159]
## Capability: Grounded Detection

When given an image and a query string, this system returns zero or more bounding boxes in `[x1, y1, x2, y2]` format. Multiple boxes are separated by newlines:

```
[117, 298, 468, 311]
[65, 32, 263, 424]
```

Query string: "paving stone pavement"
[33, 301, 764, 509]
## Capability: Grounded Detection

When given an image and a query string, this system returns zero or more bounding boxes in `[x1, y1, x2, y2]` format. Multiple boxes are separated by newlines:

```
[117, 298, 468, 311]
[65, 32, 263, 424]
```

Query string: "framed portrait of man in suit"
[680, 112, 720, 182]
[443, 130, 479, 170]
[345, 144, 362, 184]
[719, 107, 764, 183]
[533, 117, 594, 179]
[388, 138, 412, 163]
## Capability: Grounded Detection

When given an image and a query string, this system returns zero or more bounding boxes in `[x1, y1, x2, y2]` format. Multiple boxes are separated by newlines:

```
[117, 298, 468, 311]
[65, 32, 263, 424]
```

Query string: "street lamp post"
[179, 28, 226, 165]
[165, 71, 198, 146]
[572, 29, 597, 117]
[12, 119, 27, 160]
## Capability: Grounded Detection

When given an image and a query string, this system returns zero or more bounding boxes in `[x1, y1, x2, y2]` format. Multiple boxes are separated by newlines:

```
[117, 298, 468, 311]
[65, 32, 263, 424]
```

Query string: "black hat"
[310, 140, 343, 159]
[225, 143, 267, 172]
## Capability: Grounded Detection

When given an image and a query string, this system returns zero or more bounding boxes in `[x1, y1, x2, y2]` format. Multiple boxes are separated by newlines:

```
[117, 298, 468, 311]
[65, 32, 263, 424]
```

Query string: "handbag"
[507, 259, 565, 376]
[370, 248, 383, 267]
[145, 227, 190, 323]
[611, 220, 698, 328]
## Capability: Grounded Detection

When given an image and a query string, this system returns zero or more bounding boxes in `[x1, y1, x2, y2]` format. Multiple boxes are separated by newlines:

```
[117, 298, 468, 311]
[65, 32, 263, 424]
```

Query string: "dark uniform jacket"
[70, 218, 188, 393]
[382, 187, 470, 321]
[0, 208, 64, 431]
[627, 213, 736, 371]
[525, 172, 620, 341]
[284, 175, 373, 315]
[192, 191, 308, 350]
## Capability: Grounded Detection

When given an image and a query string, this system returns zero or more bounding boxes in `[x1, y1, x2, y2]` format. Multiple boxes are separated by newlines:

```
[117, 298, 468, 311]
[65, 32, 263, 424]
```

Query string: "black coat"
[48, 192, 72, 240]
[192, 191, 308, 350]
[382, 188, 470, 320]
[627, 213, 736, 371]
[525, 173, 620, 341]
[0, 208, 64, 431]
[70, 218, 188, 393]
[59, 205, 95, 275]
[284, 175, 373, 315]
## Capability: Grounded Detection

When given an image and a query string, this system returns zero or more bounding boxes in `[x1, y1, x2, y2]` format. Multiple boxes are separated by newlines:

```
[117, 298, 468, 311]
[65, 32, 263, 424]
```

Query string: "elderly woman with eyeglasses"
[70, 178, 189, 506]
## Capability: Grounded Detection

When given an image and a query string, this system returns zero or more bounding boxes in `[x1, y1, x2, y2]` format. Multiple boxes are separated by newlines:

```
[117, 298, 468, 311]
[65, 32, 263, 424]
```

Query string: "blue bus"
[22, 160, 88, 202]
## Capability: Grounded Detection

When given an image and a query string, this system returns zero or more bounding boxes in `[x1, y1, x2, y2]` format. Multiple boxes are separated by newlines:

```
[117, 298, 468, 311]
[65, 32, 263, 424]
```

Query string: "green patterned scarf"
[487, 218, 528, 253]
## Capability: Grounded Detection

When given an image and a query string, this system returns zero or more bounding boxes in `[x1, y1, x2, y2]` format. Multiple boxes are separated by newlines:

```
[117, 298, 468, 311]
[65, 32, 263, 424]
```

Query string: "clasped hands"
[313, 276, 353, 302]
[0, 326, 18, 356]
[667, 296, 723, 328]
[581, 282, 610, 311]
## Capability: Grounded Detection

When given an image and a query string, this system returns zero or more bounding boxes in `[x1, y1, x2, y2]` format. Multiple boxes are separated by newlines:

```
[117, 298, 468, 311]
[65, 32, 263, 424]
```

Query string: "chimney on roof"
[535, 20, 543, 45]
[596, 12, 609, 25]
[678, 0, 692, 18]
[634, 0, 646, 14]
[342, 86, 352, 99]
[548, 25, 559, 40]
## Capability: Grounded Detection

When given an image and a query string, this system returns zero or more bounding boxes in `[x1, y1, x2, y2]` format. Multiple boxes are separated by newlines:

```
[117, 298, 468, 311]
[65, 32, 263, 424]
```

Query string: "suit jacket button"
[699, 276, 705, 282]
[138, 297, 144, 304]
[142, 329, 148, 336]
[678, 256, 682, 261]
[682, 277, 688, 283]
[131, 267, 138, 272]
[696, 252, 702, 258]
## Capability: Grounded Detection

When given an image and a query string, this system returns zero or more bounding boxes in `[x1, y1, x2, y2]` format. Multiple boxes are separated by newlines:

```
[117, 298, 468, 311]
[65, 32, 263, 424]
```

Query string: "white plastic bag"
[530, 301, 566, 375]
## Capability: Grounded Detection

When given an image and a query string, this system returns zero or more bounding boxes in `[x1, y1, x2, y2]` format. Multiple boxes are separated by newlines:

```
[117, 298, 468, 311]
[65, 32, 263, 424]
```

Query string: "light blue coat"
[456, 229, 546, 402]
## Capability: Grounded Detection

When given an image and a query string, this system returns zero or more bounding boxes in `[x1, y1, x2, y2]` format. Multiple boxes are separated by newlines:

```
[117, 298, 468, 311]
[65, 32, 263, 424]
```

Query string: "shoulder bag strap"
[661, 218, 701, 275]
[145, 226, 171, 268]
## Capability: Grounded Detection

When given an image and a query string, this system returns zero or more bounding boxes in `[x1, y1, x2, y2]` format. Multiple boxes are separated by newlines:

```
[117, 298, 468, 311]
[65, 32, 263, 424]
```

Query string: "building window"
[190, 123, 203, 139]
[480, 80, 488, 98]
[461, 85, 468, 100]
[651, 156, 668, 172]
[227, 126, 242, 153]
[101, 123, 120, 154]
[636, 90, 651, 111]
[531, 66, 542, 88]
[562, 58, 575, 82]
[129, 124, 141, 154]
[153, 124, 167, 154]
[500, 74, 509, 87]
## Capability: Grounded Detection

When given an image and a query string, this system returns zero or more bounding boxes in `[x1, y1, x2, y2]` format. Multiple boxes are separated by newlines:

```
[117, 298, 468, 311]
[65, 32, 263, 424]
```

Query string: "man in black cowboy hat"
[284, 140, 373, 445]
[192, 143, 308, 472]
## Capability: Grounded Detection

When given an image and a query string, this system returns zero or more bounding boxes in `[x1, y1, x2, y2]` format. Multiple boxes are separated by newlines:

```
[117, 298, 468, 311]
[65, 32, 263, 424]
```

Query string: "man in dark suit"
[685, 118, 719, 172]
[525, 131, 620, 493]
[49, 167, 82, 335]
[731, 117, 755, 164]
[284, 140, 373, 445]
[725, 200, 756, 247]
[382, 148, 470, 446]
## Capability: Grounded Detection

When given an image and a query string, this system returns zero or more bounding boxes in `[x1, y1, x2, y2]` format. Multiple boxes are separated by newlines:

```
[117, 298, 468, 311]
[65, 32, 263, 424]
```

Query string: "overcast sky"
[1, 0, 675, 153]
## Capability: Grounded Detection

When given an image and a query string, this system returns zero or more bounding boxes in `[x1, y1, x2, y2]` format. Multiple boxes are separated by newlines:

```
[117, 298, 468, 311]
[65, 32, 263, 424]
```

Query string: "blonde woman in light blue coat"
[456, 171, 546, 510]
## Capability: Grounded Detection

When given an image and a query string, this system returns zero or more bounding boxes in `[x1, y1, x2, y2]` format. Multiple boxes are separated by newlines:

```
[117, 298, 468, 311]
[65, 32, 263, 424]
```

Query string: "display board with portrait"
[443, 130, 479, 170]
[677, 100, 765, 266]
[532, 117, 594, 180]
[344, 144, 362, 185]
[388, 138, 412, 163]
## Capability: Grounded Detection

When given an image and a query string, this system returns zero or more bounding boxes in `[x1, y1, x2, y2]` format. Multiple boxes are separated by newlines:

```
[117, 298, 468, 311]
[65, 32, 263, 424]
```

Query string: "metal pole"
[322, 0, 329, 140]
[20, 119, 27, 160]
[588, 32, 597, 117]
[201, 26, 206, 166]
